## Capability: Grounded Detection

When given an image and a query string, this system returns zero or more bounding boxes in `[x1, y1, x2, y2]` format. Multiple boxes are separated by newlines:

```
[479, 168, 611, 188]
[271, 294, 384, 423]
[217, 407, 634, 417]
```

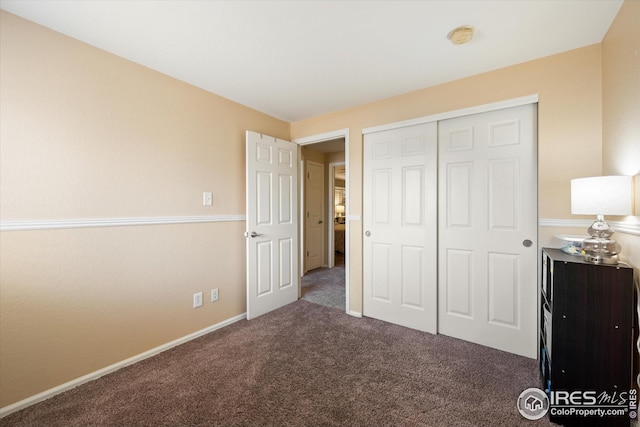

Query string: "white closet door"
[438, 104, 538, 358]
[363, 122, 437, 333]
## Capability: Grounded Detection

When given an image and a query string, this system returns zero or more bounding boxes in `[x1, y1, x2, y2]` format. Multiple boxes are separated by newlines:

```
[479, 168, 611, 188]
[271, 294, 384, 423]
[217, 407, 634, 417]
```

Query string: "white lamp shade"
[571, 175, 633, 216]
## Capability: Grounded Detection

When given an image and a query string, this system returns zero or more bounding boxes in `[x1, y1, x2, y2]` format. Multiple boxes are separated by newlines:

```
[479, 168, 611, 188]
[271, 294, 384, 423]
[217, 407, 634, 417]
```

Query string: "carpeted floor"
[300, 253, 345, 310]
[1, 299, 554, 427]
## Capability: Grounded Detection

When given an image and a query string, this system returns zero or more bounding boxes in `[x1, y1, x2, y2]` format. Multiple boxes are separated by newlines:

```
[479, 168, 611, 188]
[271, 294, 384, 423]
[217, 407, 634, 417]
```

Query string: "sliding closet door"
[438, 104, 538, 358]
[363, 122, 437, 333]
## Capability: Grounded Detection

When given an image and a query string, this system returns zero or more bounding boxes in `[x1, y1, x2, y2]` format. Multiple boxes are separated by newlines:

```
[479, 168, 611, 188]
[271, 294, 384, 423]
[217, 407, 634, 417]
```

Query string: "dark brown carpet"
[1, 300, 554, 426]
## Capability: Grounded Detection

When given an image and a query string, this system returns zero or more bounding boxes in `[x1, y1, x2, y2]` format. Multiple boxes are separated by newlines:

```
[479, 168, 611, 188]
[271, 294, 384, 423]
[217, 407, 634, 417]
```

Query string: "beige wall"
[602, 0, 640, 390]
[2, 0, 638, 411]
[601, 0, 640, 269]
[0, 11, 288, 408]
[292, 43, 604, 313]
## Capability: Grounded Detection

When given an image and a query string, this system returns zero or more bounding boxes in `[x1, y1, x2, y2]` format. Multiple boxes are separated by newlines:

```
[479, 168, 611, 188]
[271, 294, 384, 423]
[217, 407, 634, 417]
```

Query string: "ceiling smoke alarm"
[448, 26, 474, 45]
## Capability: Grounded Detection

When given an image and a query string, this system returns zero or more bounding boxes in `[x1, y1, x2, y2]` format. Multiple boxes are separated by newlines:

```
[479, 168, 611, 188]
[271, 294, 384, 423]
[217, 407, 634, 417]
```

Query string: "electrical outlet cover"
[193, 292, 203, 308]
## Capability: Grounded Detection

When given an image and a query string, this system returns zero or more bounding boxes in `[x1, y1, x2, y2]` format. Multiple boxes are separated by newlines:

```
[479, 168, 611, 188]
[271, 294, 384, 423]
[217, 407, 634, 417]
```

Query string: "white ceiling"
[0, 0, 623, 122]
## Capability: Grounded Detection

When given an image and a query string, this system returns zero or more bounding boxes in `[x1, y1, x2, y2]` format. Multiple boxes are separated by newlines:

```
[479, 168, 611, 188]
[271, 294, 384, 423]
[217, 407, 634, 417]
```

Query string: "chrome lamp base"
[581, 216, 621, 265]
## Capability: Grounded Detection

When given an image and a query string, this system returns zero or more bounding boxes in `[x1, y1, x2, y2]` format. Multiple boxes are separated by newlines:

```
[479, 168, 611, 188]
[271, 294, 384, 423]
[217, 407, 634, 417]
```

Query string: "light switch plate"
[203, 192, 213, 206]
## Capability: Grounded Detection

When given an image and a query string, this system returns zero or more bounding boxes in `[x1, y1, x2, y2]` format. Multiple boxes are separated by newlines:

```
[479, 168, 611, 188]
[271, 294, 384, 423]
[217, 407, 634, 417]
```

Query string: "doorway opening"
[295, 130, 351, 315]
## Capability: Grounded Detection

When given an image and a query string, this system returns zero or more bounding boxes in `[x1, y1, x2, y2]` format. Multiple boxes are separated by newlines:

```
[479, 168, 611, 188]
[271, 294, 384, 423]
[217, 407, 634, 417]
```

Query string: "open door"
[304, 160, 324, 272]
[245, 131, 299, 319]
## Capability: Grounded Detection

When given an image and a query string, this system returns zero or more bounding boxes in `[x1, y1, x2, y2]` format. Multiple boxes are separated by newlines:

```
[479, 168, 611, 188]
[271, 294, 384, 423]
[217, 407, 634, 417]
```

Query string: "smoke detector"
[447, 26, 474, 45]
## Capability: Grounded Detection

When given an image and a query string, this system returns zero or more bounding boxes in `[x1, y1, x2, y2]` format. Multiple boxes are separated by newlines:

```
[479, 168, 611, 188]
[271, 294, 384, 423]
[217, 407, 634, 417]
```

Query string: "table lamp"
[571, 175, 633, 264]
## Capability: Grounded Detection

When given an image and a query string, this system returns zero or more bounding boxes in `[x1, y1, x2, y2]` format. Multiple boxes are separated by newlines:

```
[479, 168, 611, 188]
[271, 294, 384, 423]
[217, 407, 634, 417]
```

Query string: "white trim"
[348, 310, 362, 318]
[328, 161, 346, 268]
[0, 313, 247, 418]
[293, 128, 351, 315]
[538, 218, 593, 228]
[299, 158, 306, 281]
[293, 128, 349, 145]
[539, 218, 640, 236]
[612, 221, 640, 236]
[348, 214, 361, 221]
[0, 215, 246, 231]
[362, 95, 539, 135]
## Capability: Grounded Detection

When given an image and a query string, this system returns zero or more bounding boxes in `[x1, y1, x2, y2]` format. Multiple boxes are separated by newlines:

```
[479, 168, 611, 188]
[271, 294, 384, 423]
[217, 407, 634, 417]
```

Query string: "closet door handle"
[365, 231, 371, 237]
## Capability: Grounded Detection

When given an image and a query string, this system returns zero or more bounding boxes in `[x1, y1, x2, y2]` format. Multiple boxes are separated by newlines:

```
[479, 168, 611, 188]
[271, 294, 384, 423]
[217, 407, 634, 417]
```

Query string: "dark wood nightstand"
[540, 248, 636, 426]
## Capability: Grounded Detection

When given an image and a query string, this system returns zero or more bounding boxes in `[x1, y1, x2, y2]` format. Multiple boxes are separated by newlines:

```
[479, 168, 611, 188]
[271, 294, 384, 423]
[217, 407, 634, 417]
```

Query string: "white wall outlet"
[203, 192, 213, 206]
[193, 292, 203, 308]
[211, 288, 219, 302]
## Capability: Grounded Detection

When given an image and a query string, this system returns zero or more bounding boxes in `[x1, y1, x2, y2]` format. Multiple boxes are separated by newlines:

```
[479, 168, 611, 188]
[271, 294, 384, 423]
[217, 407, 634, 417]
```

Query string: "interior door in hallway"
[245, 131, 299, 320]
[363, 122, 438, 333]
[305, 161, 324, 272]
[438, 103, 538, 358]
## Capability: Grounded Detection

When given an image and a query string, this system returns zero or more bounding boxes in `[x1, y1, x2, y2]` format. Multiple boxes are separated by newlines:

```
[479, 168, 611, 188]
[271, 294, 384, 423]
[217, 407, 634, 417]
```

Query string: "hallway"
[300, 254, 345, 310]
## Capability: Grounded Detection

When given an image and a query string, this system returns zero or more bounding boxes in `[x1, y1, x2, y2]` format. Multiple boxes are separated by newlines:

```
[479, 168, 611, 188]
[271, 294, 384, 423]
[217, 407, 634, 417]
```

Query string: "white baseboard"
[0, 313, 247, 418]
[348, 310, 362, 318]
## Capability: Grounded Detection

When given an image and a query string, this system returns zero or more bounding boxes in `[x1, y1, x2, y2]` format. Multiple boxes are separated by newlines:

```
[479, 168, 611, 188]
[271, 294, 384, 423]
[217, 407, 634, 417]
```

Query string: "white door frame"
[362, 95, 539, 135]
[328, 161, 346, 268]
[293, 129, 354, 317]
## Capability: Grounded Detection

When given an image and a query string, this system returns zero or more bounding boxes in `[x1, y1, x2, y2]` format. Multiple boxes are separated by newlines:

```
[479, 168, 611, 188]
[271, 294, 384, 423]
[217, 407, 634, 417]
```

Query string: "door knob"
[246, 231, 263, 238]
[318, 220, 323, 224]
[365, 230, 371, 237]
[522, 239, 533, 247]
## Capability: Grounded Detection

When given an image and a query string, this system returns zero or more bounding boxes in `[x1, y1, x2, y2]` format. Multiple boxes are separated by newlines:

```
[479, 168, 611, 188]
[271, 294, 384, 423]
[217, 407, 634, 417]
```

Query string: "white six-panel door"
[438, 104, 537, 358]
[245, 131, 299, 320]
[304, 161, 324, 272]
[363, 122, 438, 333]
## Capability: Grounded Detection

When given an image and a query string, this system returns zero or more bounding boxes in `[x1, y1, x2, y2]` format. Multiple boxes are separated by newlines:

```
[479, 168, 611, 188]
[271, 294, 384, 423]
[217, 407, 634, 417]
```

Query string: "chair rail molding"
[4, 216, 636, 235]
[539, 218, 640, 236]
[0, 215, 246, 231]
